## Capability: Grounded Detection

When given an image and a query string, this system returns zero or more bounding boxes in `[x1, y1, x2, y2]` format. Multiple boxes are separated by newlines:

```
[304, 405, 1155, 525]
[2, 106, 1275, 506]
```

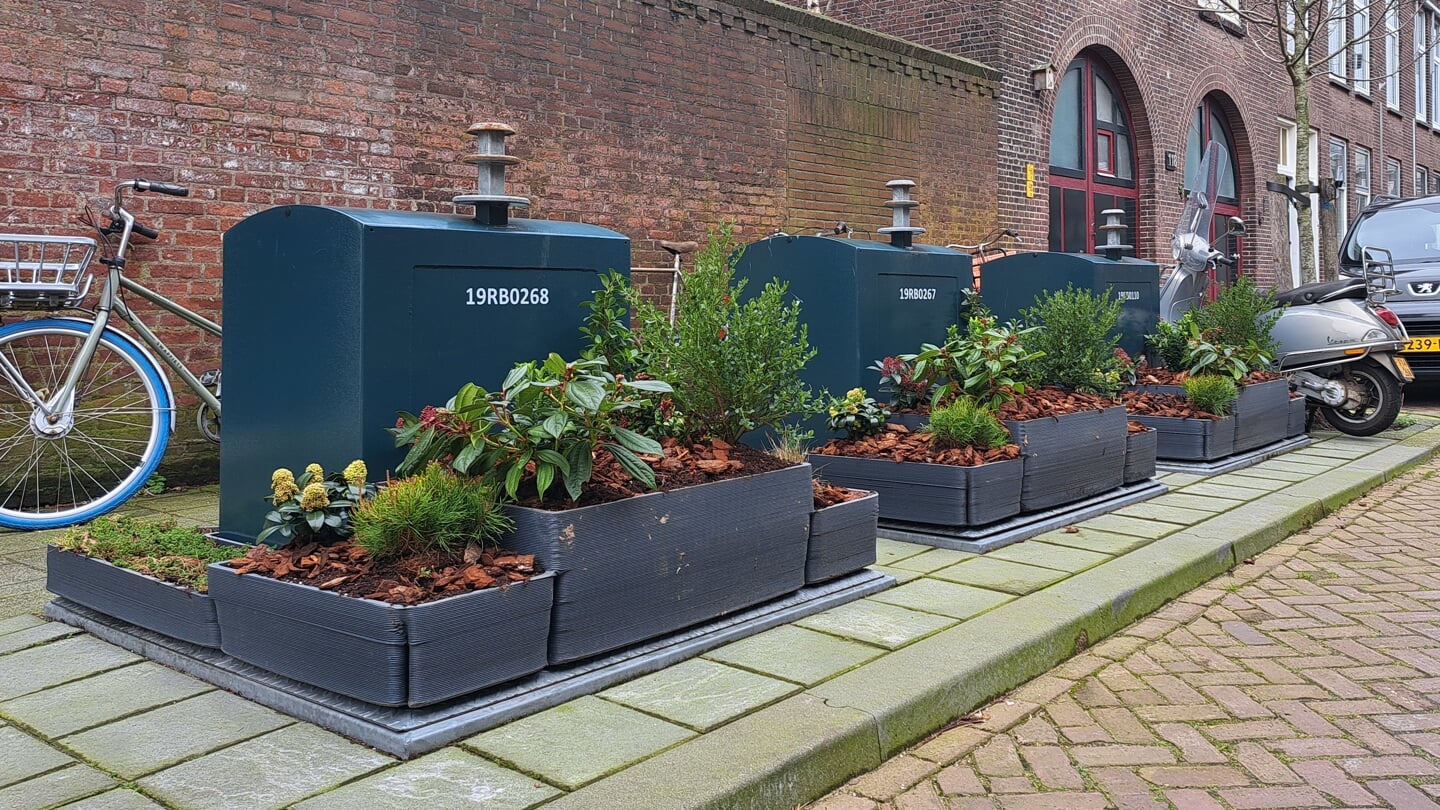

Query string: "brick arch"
[1180, 78, 1264, 277]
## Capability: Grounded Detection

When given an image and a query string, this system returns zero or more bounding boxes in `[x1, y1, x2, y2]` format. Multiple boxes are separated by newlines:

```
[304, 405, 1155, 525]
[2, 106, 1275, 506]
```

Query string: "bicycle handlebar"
[134, 179, 189, 197]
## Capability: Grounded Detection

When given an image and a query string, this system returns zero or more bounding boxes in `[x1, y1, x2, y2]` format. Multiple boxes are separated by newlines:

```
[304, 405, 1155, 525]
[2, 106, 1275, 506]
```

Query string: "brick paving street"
[812, 455, 1440, 810]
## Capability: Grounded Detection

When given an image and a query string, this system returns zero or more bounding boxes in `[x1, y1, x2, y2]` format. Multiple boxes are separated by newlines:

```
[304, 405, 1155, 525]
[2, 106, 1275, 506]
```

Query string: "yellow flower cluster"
[299, 482, 329, 511]
[270, 468, 299, 503]
[343, 459, 367, 488]
[305, 463, 325, 481]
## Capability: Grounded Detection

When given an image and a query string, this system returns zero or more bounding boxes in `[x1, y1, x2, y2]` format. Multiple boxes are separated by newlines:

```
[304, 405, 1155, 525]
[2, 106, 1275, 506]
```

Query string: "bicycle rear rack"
[0, 234, 97, 310]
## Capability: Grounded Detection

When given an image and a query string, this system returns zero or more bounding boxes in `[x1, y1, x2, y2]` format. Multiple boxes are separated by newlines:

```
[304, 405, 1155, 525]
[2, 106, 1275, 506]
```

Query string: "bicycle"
[0, 179, 222, 529]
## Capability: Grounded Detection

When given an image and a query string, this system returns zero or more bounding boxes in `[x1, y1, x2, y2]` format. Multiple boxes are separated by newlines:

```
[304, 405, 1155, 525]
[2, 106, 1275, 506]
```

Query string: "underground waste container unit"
[219, 126, 628, 538]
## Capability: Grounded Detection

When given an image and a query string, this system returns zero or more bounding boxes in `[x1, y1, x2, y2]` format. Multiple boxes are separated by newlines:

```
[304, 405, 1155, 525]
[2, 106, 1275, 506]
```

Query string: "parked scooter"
[1159, 142, 1413, 437]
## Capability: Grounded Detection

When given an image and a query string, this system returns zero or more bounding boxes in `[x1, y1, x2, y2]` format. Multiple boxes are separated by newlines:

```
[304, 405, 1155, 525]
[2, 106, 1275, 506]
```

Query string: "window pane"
[1049, 67, 1083, 171]
[1094, 75, 1116, 124]
[1210, 110, 1237, 200]
[1116, 134, 1133, 181]
[1063, 187, 1087, 252]
[1096, 131, 1113, 175]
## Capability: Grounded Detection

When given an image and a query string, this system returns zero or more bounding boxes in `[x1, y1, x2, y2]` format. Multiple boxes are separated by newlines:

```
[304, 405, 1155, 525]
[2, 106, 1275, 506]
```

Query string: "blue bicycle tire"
[0, 319, 171, 529]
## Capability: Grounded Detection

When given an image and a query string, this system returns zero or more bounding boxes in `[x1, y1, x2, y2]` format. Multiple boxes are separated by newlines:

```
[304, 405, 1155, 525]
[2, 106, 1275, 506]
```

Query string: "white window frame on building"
[1355, 146, 1372, 210]
[1387, 4, 1402, 108]
[1331, 0, 1350, 79]
[1330, 138, 1349, 247]
[1354, 2, 1372, 95]
[1387, 157, 1403, 196]
[1418, 7, 1434, 120]
[1419, 166, 1430, 199]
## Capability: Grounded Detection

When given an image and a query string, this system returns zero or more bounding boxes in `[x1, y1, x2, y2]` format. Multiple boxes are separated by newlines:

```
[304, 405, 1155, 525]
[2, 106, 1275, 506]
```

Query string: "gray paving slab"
[0, 621, 78, 654]
[1076, 512, 1188, 538]
[0, 636, 139, 700]
[1028, 527, 1156, 556]
[0, 763, 114, 810]
[930, 556, 1069, 594]
[1155, 491, 1249, 512]
[795, 598, 958, 648]
[868, 564, 925, 584]
[987, 540, 1113, 572]
[874, 538, 930, 565]
[885, 547, 977, 573]
[0, 590, 53, 622]
[868, 577, 1015, 619]
[0, 724, 76, 788]
[600, 658, 799, 732]
[2, 661, 212, 738]
[1111, 501, 1221, 525]
[702, 624, 885, 686]
[0, 614, 43, 635]
[61, 690, 293, 779]
[1179, 481, 1275, 501]
[292, 748, 560, 810]
[57, 788, 167, 809]
[465, 695, 694, 790]
[137, 724, 392, 810]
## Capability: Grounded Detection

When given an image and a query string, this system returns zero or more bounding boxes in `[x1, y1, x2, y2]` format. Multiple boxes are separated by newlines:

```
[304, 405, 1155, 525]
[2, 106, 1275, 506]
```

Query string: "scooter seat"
[1272, 277, 1366, 307]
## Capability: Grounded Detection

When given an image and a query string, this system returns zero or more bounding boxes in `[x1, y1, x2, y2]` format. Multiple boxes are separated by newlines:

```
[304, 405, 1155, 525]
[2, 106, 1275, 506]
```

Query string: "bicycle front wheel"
[0, 319, 170, 529]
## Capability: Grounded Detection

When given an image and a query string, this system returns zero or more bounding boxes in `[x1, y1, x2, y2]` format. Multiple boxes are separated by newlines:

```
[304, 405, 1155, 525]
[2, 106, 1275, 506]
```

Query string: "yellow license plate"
[1395, 355, 1414, 379]
[1403, 336, 1440, 352]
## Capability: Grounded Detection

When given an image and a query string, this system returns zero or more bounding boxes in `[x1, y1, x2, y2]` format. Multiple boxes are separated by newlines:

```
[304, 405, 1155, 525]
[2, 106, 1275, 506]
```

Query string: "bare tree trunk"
[1292, 72, 1319, 285]
[1318, 177, 1339, 281]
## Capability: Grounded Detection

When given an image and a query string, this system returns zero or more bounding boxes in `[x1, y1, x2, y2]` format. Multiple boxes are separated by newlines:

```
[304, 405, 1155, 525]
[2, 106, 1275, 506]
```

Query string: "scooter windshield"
[1172, 142, 1229, 272]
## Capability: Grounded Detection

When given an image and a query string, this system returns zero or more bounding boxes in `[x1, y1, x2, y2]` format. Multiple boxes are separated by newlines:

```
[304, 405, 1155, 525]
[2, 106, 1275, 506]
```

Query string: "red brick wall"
[1, 0, 996, 482]
[791, 1, 1440, 290]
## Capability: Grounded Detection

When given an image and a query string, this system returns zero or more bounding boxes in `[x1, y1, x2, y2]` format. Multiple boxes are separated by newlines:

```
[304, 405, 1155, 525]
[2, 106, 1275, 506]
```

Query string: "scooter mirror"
[1226, 216, 1246, 236]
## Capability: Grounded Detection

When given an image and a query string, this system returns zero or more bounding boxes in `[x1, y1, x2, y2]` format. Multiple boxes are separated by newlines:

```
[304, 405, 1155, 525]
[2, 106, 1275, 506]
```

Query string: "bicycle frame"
[0, 182, 220, 430]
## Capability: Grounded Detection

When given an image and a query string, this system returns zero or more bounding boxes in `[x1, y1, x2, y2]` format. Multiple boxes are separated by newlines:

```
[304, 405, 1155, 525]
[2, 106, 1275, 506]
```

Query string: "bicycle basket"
[0, 234, 97, 311]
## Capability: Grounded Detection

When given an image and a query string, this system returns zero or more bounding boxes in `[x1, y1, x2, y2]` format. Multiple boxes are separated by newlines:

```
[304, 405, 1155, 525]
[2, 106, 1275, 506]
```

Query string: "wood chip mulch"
[813, 479, 870, 509]
[811, 423, 1021, 467]
[224, 540, 540, 606]
[1119, 389, 1221, 420]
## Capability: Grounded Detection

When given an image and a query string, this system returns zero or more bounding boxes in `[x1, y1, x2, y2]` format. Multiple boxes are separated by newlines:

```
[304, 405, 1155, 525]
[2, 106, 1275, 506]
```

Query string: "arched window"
[1048, 55, 1139, 253]
[1184, 95, 1243, 280]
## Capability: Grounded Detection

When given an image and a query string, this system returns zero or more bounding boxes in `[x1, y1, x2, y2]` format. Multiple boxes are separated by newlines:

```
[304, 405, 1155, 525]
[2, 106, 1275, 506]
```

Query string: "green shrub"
[925, 397, 1011, 450]
[630, 223, 819, 443]
[56, 515, 240, 592]
[1184, 374, 1239, 415]
[1148, 315, 1192, 371]
[1020, 284, 1124, 395]
[826, 388, 891, 439]
[351, 464, 514, 559]
[1190, 276, 1281, 360]
[579, 269, 648, 380]
[903, 309, 1041, 411]
[1182, 320, 1273, 381]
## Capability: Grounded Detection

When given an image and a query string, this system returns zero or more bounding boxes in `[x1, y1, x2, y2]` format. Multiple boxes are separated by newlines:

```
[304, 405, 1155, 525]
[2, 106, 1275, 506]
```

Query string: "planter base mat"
[879, 480, 1167, 554]
[43, 568, 892, 760]
[1155, 435, 1312, 476]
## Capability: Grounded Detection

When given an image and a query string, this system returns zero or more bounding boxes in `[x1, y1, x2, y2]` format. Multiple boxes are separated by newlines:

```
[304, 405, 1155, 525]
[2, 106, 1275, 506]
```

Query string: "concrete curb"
[545, 426, 1440, 809]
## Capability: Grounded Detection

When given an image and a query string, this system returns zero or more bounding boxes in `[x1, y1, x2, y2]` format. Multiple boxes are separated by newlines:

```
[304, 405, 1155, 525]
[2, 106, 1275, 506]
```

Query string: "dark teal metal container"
[978, 251, 1161, 360]
[219, 206, 628, 538]
[733, 234, 972, 428]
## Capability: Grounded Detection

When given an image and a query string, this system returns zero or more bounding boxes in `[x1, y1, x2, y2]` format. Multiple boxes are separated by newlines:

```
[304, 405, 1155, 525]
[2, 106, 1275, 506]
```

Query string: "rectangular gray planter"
[1123, 427, 1158, 484]
[806, 490, 878, 584]
[47, 545, 234, 649]
[1287, 394, 1308, 437]
[1232, 378, 1291, 452]
[500, 463, 812, 665]
[1130, 414, 1237, 461]
[208, 564, 555, 707]
[1004, 406, 1127, 511]
[805, 453, 1024, 527]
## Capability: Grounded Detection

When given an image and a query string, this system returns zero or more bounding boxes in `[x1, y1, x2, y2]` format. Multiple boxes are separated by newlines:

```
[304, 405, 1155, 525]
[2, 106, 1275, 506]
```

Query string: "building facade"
[798, 0, 1440, 288]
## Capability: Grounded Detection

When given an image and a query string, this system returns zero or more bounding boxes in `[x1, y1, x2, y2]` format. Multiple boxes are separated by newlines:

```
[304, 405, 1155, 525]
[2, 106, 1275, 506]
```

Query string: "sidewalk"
[813, 448, 1440, 809]
[1, 424, 1439, 809]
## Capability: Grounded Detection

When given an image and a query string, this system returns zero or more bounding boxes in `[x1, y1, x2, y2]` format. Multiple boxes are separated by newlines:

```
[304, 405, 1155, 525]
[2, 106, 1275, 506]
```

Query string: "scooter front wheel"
[1318, 358, 1403, 437]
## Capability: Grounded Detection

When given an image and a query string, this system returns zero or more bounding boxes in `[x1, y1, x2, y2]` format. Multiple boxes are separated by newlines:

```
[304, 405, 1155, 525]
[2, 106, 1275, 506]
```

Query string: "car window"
[1342, 200, 1440, 265]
